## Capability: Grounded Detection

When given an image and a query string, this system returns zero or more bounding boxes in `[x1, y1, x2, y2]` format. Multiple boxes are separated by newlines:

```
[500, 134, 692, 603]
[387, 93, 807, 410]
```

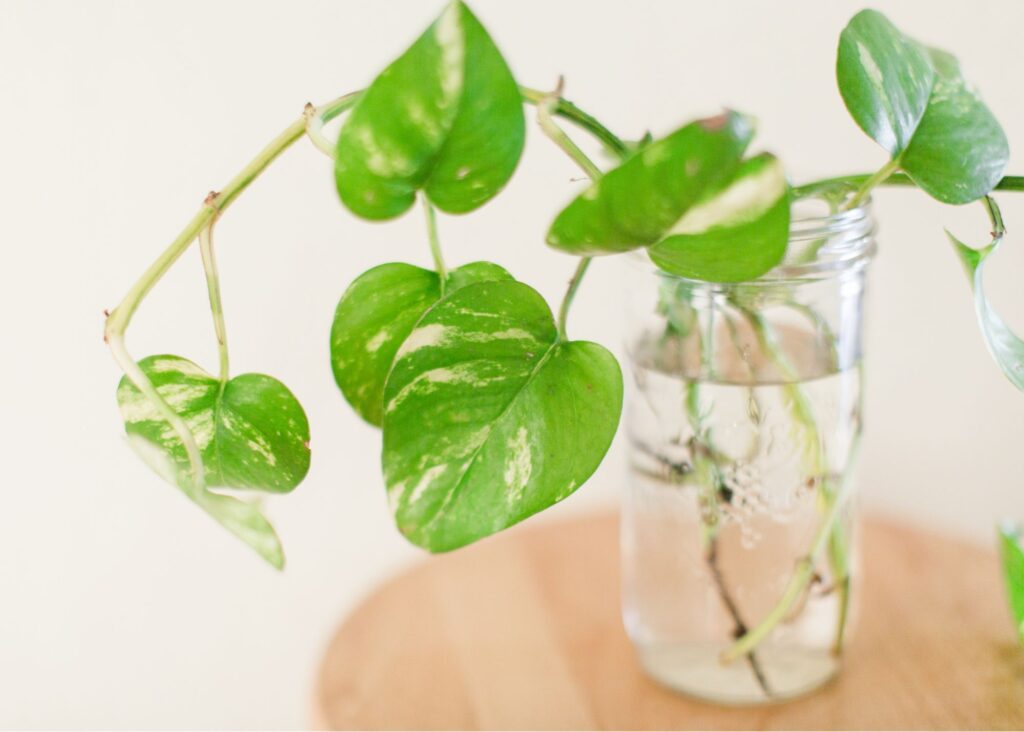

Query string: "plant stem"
[107, 334, 208, 495]
[706, 537, 773, 696]
[422, 196, 447, 295]
[303, 91, 364, 159]
[535, 83, 604, 181]
[534, 84, 603, 342]
[304, 103, 336, 158]
[721, 305, 858, 662]
[557, 257, 591, 340]
[722, 434, 861, 663]
[722, 310, 764, 463]
[104, 92, 361, 491]
[794, 171, 1024, 199]
[685, 320, 773, 697]
[520, 85, 629, 160]
[199, 218, 230, 383]
[843, 158, 901, 210]
[984, 194, 1005, 236]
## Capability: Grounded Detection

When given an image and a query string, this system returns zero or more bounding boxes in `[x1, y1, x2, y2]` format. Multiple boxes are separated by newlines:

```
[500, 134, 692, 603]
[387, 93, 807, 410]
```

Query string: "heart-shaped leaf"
[999, 524, 1024, 645]
[837, 10, 1008, 204]
[950, 228, 1024, 392]
[900, 48, 1009, 204]
[330, 260, 513, 426]
[648, 153, 791, 282]
[546, 111, 754, 255]
[335, 1, 525, 220]
[117, 355, 311, 568]
[381, 280, 623, 552]
[837, 9, 934, 156]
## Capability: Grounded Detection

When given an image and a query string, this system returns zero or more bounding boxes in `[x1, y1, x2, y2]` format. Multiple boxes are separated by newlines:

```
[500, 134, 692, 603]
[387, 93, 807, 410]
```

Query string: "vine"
[107, 1, 1024, 679]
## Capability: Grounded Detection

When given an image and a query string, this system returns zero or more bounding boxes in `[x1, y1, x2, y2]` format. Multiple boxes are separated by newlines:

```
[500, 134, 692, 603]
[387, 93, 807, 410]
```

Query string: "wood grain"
[313, 513, 1024, 730]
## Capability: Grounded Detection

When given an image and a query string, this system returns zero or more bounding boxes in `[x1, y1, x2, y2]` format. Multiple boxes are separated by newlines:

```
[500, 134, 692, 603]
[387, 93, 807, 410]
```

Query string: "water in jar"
[622, 313, 861, 704]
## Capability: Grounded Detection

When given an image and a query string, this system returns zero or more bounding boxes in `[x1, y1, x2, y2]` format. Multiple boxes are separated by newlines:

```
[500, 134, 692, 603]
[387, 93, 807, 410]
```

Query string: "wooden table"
[314, 513, 1024, 730]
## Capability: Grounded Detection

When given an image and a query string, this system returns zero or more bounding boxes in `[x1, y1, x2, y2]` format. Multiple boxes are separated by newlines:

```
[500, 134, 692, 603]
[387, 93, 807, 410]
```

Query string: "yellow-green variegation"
[335, 1, 524, 220]
[648, 153, 791, 282]
[837, 9, 1008, 204]
[117, 355, 311, 568]
[381, 280, 622, 552]
[546, 111, 754, 255]
[330, 260, 513, 426]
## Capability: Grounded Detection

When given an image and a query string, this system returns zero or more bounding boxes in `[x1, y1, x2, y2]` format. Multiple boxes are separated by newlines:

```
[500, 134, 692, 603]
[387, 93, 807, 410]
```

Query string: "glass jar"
[620, 192, 875, 704]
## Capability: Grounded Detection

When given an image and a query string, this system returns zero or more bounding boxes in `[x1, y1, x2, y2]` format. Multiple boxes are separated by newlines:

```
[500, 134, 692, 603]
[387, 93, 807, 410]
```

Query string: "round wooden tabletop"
[314, 513, 1024, 730]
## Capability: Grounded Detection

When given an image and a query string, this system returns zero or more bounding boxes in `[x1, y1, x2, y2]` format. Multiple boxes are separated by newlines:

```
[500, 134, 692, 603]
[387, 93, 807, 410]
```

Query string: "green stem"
[722, 310, 764, 463]
[520, 85, 629, 160]
[740, 307, 817, 437]
[685, 311, 773, 697]
[687, 306, 723, 490]
[422, 196, 447, 295]
[107, 334, 208, 496]
[104, 92, 361, 491]
[686, 380, 721, 549]
[984, 194, 1005, 236]
[199, 218, 230, 383]
[557, 256, 591, 340]
[794, 171, 1024, 199]
[303, 91, 364, 158]
[105, 204, 219, 339]
[535, 86, 604, 180]
[844, 158, 902, 211]
[534, 86, 603, 342]
[705, 518, 773, 696]
[304, 104, 336, 157]
[722, 305, 856, 662]
[722, 434, 861, 663]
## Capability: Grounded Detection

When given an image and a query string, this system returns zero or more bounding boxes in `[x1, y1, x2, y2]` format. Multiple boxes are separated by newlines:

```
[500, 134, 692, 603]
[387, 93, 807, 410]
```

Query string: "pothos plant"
[107, 2, 1024, 669]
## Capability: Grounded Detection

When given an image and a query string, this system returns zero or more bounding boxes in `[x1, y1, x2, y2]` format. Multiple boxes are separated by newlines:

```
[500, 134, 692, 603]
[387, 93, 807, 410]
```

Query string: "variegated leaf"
[545, 111, 754, 255]
[836, 9, 934, 156]
[117, 355, 311, 568]
[950, 228, 1024, 392]
[648, 153, 791, 282]
[837, 10, 1008, 204]
[335, 0, 525, 220]
[381, 280, 623, 552]
[899, 48, 1008, 205]
[330, 260, 513, 426]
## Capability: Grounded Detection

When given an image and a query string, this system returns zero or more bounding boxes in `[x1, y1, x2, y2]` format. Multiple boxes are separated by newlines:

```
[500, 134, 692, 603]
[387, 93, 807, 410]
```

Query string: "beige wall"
[4, 0, 1024, 726]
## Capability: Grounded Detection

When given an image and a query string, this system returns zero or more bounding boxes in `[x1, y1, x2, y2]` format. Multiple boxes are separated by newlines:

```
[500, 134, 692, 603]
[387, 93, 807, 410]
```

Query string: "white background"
[3, 0, 1024, 728]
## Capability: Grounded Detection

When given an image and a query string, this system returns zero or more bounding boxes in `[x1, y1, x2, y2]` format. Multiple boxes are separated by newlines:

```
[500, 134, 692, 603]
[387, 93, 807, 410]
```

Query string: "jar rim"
[625, 189, 876, 286]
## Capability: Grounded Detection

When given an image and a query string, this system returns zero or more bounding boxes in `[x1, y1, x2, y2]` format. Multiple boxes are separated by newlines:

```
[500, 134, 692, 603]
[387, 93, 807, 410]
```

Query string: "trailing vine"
[107, 2, 1024, 672]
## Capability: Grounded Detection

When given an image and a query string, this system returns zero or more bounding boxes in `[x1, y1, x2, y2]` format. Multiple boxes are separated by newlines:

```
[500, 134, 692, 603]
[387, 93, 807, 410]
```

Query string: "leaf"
[546, 111, 754, 255]
[117, 355, 311, 568]
[837, 10, 1008, 204]
[836, 9, 934, 156]
[335, 0, 524, 220]
[950, 231, 1024, 391]
[381, 280, 623, 552]
[999, 524, 1024, 645]
[330, 260, 513, 426]
[648, 153, 791, 282]
[900, 49, 1009, 204]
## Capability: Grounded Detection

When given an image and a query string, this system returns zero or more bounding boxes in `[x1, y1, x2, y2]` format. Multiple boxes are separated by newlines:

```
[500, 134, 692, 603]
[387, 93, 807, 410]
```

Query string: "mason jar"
[620, 191, 875, 704]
